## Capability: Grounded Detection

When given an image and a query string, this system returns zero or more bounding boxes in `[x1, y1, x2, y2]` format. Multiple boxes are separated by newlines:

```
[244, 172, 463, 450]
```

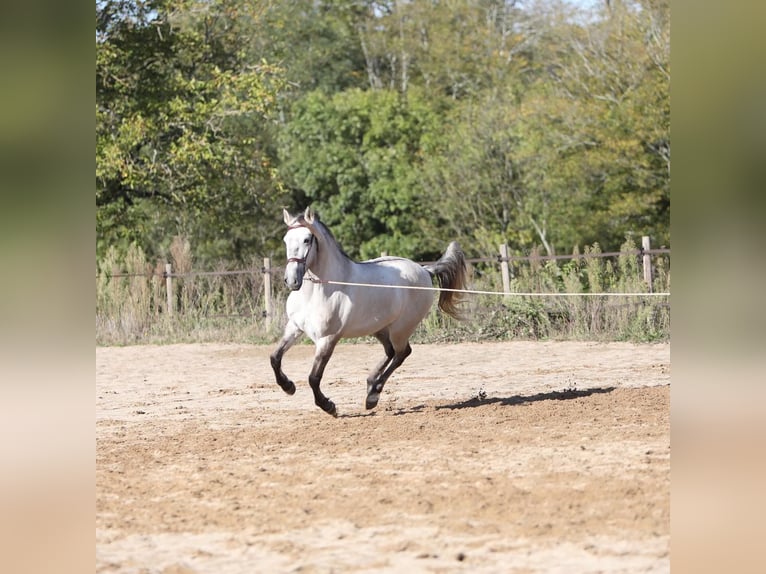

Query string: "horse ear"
[283, 208, 293, 225]
[304, 206, 315, 224]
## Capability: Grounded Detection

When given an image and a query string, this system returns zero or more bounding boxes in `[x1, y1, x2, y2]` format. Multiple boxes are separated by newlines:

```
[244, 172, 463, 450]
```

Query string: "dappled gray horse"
[270, 207, 467, 416]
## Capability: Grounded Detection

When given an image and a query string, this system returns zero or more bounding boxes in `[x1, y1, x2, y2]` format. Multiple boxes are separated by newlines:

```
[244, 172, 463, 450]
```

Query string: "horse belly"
[341, 303, 400, 338]
[341, 286, 433, 339]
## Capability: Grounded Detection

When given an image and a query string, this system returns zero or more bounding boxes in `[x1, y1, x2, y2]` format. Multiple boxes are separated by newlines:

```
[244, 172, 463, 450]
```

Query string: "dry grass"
[97, 237, 669, 345]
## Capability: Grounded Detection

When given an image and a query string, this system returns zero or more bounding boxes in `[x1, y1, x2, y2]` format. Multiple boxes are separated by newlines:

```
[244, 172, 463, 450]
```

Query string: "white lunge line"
[310, 278, 670, 297]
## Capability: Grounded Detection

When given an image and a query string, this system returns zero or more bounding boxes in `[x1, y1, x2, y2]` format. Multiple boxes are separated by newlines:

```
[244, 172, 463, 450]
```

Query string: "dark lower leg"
[365, 343, 412, 409]
[271, 358, 296, 394]
[309, 340, 339, 417]
[367, 331, 395, 392]
[309, 374, 336, 416]
[270, 328, 302, 395]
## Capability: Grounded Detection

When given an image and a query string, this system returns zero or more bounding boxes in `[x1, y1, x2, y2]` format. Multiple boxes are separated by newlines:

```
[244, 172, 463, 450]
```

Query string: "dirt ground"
[96, 341, 670, 573]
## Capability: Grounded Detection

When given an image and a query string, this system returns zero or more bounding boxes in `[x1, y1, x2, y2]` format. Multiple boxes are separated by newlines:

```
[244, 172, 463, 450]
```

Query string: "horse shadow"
[337, 386, 616, 418]
[395, 385, 615, 416]
[434, 386, 616, 411]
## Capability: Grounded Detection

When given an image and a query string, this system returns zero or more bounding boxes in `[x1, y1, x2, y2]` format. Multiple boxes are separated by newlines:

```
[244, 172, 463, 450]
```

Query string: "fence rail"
[469, 247, 670, 265]
[100, 236, 669, 323]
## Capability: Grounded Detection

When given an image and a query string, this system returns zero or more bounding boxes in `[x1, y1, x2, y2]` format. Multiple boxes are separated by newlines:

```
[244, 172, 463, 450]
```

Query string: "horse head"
[282, 207, 318, 291]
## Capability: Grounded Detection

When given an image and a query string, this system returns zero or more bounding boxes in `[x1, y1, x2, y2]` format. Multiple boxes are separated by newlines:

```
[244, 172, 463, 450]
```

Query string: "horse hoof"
[279, 380, 296, 395]
[365, 393, 380, 410]
[323, 402, 337, 417]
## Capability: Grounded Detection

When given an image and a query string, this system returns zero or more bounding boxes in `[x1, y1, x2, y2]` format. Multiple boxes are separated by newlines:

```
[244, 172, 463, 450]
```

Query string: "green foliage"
[418, 0, 669, 257]
[254, 0, 369, 95]
[97, 0, 288, 265]
[279, 87, 444, 259]
[96, 0, 670, 344]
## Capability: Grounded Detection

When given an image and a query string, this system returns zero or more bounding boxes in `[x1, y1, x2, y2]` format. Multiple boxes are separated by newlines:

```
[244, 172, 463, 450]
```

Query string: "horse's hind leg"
[365, 341, 412, 410]
[367, 329, 395, 386]
[270, 321, 303, 395]
[308, 336, 340, 417]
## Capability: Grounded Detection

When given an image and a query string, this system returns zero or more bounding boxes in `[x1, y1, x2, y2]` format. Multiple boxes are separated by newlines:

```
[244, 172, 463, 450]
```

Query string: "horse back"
[356, 257, 431, 286]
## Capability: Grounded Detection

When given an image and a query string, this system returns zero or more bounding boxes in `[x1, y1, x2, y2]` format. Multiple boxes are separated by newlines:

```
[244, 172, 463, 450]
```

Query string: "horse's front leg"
[308, 336, 340, 417]
[270, 321, 303, 395]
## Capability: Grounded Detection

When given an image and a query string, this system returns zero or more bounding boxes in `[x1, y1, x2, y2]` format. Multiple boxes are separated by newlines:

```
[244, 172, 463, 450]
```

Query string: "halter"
[285, 226, 316, 265]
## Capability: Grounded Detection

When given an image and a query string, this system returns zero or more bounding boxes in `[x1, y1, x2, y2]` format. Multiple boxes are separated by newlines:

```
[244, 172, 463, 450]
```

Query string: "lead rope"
[305, 277, 669, 297]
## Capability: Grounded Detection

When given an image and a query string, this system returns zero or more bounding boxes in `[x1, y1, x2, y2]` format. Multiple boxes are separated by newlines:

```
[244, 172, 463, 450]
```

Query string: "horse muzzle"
[284, 260, 305, 291]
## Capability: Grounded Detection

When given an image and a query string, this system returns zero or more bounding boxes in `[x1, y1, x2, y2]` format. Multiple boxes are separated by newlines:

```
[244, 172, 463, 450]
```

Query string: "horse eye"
[303, 238, 311, 244]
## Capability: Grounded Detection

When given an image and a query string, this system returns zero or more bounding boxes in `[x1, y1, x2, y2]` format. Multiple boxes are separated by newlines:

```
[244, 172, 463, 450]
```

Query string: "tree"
[421, 0, 670, 256]
[96, 0, 669, 267]
[253, 0, 370, 97]
[96, 0, 287, 264]
[279, 87, 444, 260]
[359, 0, 528, 98]
[539, 0, 670, 248]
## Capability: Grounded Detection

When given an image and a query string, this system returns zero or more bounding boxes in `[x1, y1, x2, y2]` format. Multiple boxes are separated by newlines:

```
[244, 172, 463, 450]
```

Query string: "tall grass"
[97, 237, 669, 346]
[413, 237, 669, 344]
[96, 238, 287, 345]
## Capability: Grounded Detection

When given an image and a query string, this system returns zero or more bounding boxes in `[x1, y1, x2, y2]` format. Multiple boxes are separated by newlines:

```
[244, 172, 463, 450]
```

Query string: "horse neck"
[310, 228, 351, 279]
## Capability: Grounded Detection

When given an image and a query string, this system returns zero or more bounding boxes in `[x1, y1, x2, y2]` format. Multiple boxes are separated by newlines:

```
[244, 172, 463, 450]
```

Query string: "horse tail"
[425, 241, 468, 320]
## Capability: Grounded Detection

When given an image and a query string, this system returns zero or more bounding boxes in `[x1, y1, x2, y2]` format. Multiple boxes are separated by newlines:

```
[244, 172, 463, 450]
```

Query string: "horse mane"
[310, 216, 356, 263]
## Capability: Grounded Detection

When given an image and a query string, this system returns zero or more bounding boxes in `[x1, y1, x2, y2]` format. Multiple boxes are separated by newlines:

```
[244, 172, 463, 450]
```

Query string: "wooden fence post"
[642, 236, 653, 293]
[263, 257, 272, 324]
[499, 244, 511, 294]
[165, 263, 174, 316]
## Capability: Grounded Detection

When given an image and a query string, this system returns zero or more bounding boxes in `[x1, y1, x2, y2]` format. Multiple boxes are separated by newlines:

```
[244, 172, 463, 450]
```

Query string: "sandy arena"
[96, 341, 670, 573]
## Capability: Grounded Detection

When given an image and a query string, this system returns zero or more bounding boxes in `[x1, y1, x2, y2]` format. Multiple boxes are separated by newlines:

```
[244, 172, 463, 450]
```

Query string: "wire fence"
[105, 247, 671, 278]
[96, 237, 670, 344]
